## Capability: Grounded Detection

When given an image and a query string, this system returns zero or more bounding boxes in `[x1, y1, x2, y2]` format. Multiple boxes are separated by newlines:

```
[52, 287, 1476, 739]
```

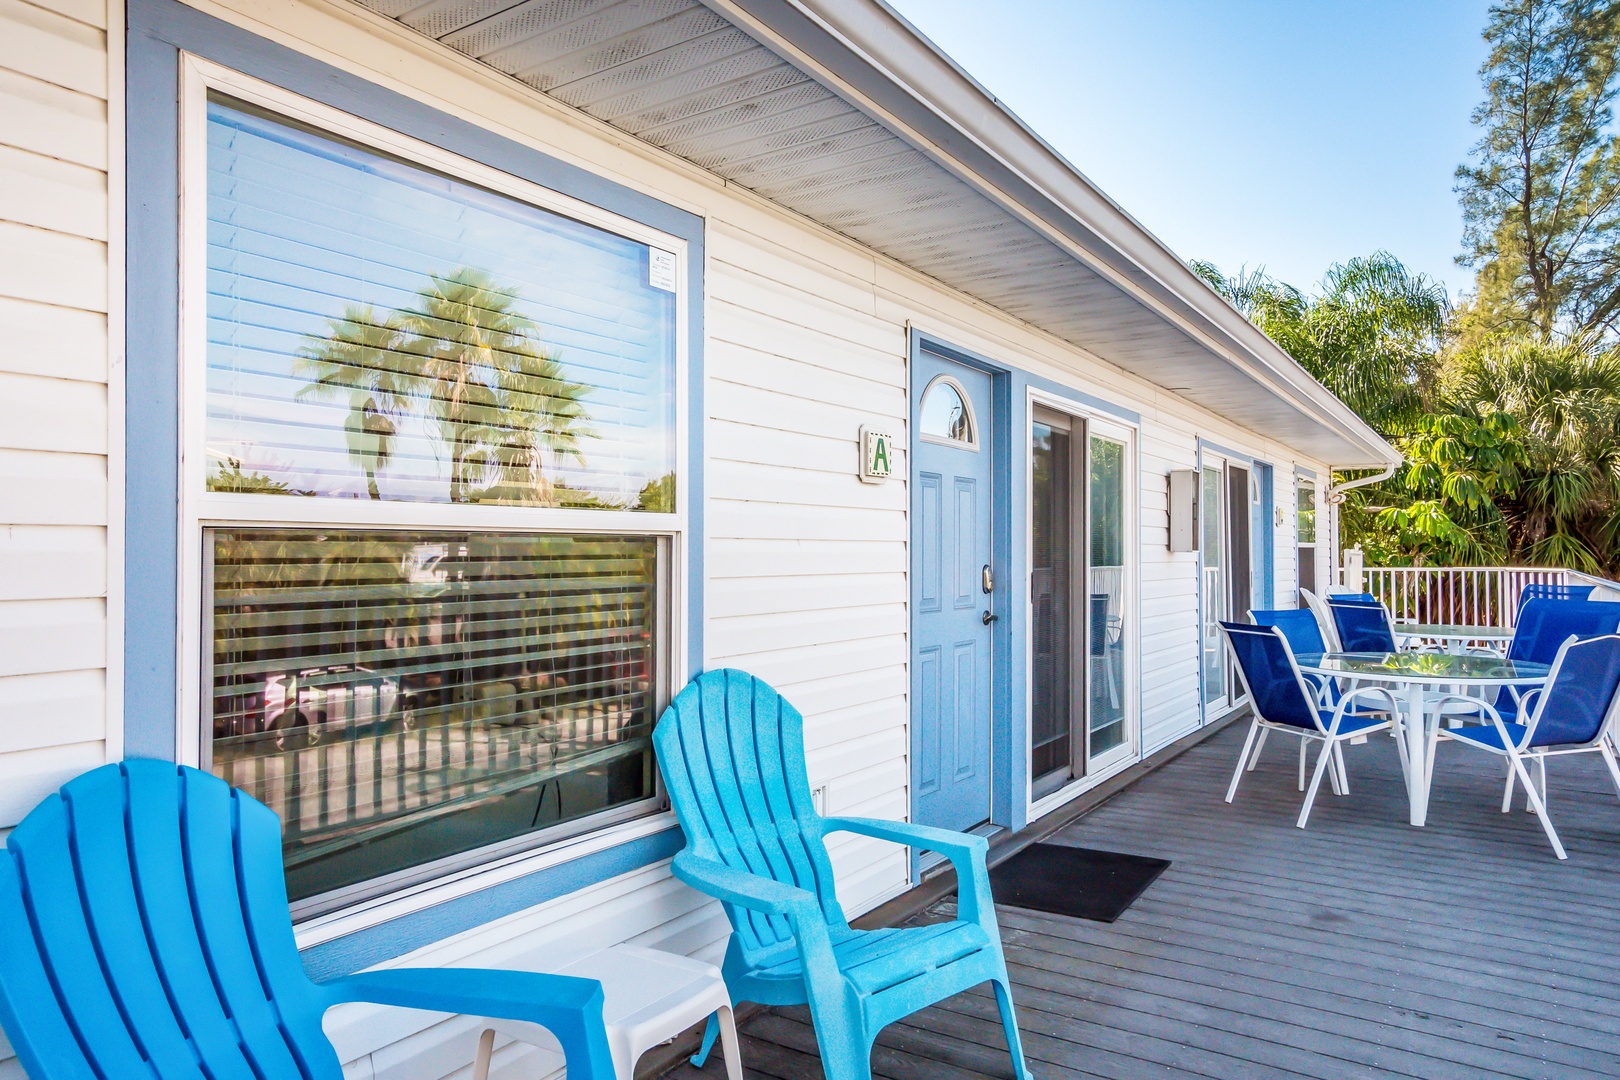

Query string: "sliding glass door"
[1031, 405, 1134, 801]
[1200, 461, 1228, 709]
[1087, 431, 1128, 765]
[1201, 454, 1271, 718]
[1030, 410, 1076, 796]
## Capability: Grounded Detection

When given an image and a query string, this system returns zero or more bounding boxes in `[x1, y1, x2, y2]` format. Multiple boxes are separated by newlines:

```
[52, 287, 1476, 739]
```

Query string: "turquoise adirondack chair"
[655, 669, 1033, 1080]
[0, 760, 616, 1080]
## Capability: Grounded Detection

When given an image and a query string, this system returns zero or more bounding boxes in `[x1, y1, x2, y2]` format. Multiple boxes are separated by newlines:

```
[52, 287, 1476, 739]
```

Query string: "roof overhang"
[351, 0, 1402, 468]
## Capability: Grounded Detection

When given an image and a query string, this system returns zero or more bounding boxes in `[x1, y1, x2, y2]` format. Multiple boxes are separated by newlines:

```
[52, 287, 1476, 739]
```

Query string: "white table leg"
[1406, 683, 1430, 826]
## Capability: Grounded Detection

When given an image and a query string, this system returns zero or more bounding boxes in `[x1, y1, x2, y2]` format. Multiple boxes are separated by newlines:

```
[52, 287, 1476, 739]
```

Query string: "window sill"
[293, 810, 678, 951]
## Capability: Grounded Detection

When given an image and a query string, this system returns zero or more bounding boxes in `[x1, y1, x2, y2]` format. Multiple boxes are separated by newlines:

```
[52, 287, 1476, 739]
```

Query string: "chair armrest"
[671, 850, 819, 917]
[1328, 685, 1401, 730]
[316, 968, 616, 1080]
[821, 816, 986, 861]
[821, 817, 993, 925]
[1301, 672, 1334, 706]
[1428, 692, 1503, 716]
[673, 852, 846, 993]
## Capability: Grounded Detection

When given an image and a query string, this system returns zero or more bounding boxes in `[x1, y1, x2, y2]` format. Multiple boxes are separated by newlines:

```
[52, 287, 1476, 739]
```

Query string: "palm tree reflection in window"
[293, 303, 411, 501]
[283, 267, 597, 505]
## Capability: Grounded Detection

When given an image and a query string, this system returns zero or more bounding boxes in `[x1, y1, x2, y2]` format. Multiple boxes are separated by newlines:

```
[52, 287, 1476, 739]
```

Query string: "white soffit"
[350, 0, 1398, 467]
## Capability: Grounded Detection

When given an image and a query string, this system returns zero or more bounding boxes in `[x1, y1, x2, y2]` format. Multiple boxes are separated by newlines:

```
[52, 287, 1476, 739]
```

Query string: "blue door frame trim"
[127, 0, 704, 971]
[908, 330, 1146, 839]
[1024, 373, 1141, 426]
[910, 332, 1017, 844]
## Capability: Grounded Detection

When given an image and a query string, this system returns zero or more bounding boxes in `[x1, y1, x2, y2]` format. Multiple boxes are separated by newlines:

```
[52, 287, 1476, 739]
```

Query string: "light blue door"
[911, 353, 995, 833]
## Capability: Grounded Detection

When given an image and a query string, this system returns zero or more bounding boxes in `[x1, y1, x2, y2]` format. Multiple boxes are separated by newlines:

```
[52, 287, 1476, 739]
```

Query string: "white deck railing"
[1351, 564, 1620, 627]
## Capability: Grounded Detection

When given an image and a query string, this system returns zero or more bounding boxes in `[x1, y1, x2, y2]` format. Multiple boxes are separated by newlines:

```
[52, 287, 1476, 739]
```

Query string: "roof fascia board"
[705, 0, 1400, 466]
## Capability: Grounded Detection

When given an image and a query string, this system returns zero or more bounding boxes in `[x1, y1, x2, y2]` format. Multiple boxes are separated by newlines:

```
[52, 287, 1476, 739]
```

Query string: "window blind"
[208, 529, 662, 903]
[205, 95, 677, 510]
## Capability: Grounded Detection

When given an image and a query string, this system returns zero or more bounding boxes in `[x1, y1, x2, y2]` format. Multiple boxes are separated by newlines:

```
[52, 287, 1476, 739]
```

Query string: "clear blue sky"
[886, 0, 1493, 298]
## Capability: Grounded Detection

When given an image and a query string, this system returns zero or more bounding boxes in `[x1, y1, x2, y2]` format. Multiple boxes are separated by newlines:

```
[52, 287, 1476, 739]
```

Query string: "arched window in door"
[919, 375, 978, 448]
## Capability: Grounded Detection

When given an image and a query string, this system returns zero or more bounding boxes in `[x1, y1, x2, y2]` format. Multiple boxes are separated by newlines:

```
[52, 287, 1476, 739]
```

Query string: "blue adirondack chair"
[655, 669, 1032, 1080]
[0, 760, 617, 1080]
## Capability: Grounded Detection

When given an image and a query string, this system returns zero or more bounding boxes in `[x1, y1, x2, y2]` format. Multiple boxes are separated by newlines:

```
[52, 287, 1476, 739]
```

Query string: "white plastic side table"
[469, 943, 742, 1080]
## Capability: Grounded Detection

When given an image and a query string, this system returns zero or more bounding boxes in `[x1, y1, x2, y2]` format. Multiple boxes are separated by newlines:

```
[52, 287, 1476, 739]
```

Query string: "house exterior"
[0, 0, 1399, 1076]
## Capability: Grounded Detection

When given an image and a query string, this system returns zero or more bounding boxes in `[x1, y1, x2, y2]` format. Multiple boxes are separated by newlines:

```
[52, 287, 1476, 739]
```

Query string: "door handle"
[982, 610, 999, 625]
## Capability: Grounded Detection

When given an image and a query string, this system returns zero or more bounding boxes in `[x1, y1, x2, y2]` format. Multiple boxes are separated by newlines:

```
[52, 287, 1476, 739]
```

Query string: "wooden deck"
[664, 719, 1620, 1079]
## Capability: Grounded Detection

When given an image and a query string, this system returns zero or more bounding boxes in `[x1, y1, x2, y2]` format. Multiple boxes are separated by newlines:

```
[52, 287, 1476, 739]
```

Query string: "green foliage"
[1192, 252, 1448, 432]
[1441, 336, 1620, 569]
[1356, 412, 1525, 565]
[1456, 0, 1620, 339]
[1191, 250, 1620, 571]
[1187, 2, 1620, 574]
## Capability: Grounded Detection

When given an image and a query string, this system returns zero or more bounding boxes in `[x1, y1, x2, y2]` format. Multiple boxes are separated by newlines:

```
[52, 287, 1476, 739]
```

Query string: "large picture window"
[209, 530, 664, 902]
[203, 97, 677, 509]
[182, 64, 685, 913]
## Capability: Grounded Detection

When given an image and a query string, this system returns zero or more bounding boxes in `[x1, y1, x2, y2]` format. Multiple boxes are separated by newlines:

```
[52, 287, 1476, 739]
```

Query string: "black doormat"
[988, 842, 1169, 923]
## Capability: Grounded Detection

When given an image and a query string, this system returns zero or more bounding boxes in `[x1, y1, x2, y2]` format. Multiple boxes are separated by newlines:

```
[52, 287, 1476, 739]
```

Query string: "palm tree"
[402, 268, 599, 505]
[1193, 252, 1449, 433]
[295, 304, 418, 499]
[1442, 336, 1620, 570]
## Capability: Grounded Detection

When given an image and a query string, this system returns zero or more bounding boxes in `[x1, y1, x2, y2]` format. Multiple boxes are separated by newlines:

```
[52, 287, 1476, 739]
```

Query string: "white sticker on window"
[649, 247, 677, 292]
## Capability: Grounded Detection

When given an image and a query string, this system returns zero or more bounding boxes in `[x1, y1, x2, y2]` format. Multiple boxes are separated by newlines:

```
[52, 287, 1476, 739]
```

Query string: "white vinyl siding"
[0, 0, 1341, 1075]
[0, 0, 111, 844]
[704, 221, 911, 910]
[1138, 420, 1204, 755]
[0, 1, 113, 1076]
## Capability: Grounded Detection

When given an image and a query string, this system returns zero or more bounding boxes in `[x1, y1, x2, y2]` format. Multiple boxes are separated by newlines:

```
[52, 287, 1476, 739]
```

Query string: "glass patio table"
[1393, 622, 1515, 655]
[1294, 652, 1551, 827]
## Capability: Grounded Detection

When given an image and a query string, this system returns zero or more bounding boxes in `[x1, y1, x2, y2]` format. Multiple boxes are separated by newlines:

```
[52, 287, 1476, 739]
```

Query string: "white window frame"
[1023, 385, 1141, 822]
[174, 55, 689, 916]
[1297, 473, 1319, 601]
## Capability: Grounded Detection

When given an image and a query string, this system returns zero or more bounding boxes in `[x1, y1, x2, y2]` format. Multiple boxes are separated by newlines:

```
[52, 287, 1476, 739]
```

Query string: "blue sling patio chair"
[1478, 599, 1620, 724]
[1517, 582, 1596, 612]
[654, 669, 1031, 1080]
[0, 761, 616, 1080]
[1220, 622, 1402, 828]
[1247, 609, 1333, 780]
[1299, 587, 1344, 651]
[1246, 608, 1396, 786]
[1440, 634, 1620, 860]
[1250, 607, 1331, 658]
[1327, 595, 1400, 654]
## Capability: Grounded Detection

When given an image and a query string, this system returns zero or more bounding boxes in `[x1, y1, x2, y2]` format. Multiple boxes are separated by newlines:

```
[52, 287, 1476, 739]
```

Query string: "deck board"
[660, 720, 1620, 1079]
